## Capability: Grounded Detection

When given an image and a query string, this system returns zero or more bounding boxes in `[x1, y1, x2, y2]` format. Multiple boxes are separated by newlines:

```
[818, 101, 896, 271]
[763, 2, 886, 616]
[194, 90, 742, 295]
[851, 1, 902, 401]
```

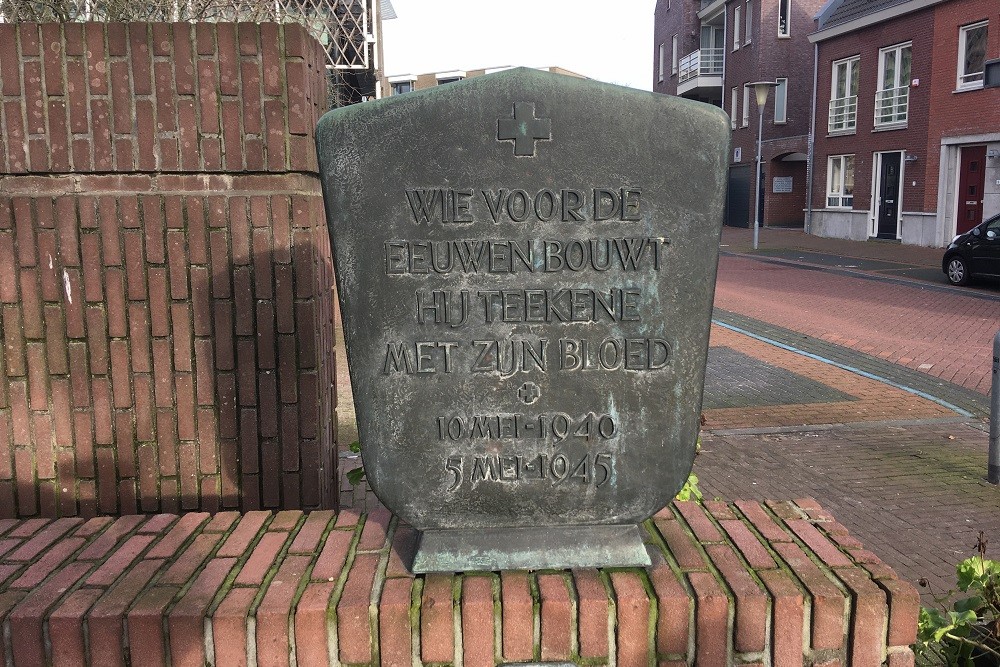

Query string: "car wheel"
[946, 256, 970, 286]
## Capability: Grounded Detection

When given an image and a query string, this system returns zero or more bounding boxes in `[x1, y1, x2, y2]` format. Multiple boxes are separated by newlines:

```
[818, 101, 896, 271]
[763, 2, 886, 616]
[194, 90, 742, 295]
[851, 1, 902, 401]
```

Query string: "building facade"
[809, 0, 999, 246]
[653, 0, 824, 228]
[385, 66, 585, 96]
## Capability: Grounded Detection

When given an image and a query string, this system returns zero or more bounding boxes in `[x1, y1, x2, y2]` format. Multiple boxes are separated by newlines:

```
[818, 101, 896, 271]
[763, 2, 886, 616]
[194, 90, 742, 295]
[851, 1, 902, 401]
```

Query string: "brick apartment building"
[384, 66, 584, 96]
[809, 0, 1000, 247]
[653, 0, 825, 228]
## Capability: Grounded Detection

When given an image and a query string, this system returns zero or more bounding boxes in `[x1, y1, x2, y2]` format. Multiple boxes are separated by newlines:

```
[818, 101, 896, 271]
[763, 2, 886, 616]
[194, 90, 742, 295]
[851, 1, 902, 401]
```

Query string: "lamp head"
[748, 80, 778, 108]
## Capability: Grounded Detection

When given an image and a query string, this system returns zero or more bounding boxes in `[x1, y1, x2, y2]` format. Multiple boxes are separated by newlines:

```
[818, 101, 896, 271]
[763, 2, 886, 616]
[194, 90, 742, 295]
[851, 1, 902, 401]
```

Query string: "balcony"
[874, 86, 909, 127]
[679, 48, 723, 83]
[828, 96, 857, 133]
[677, 48, 723, 101]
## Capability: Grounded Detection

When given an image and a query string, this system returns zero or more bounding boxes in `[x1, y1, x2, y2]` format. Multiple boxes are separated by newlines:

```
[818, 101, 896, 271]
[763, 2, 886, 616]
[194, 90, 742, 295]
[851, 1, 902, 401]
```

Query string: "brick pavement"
[715, 254, 1000, 394]
[695, 421, 997, 602]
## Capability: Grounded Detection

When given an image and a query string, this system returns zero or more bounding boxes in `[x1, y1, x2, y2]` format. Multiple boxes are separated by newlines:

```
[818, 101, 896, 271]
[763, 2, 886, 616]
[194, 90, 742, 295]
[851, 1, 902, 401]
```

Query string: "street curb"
[705, 415, 976, 437]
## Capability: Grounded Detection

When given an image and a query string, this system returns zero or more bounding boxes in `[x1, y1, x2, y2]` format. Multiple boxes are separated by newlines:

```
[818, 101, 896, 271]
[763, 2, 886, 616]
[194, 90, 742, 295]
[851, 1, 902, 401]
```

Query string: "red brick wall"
[0, 500, 919, 665]
[812, 7, 936, 215]
[924, 0, 1000, 211]
[765, 159, 808, 225]
[0, 23, 336, 518]
[652, 0, 701, 95]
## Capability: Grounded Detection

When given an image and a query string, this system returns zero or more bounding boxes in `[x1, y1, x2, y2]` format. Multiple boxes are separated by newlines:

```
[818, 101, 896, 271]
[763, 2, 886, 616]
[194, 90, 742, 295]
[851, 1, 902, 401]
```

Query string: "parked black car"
[942, 212, 1000, 286]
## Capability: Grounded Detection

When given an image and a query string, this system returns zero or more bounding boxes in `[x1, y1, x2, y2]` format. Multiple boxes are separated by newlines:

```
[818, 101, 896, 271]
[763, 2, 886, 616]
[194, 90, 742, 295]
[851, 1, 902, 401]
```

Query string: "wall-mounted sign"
[773, 176, 793, 193]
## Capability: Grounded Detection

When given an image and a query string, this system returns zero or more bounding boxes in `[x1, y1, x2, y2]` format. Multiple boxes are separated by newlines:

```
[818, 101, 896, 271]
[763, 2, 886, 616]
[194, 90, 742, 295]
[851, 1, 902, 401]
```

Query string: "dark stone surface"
[703, 346, 856, 409]
[317, 68, 729, 570]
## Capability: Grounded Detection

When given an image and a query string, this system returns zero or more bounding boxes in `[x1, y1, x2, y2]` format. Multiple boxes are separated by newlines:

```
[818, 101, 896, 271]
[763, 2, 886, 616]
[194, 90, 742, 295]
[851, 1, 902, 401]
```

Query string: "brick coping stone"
[0, 499, 917, 666]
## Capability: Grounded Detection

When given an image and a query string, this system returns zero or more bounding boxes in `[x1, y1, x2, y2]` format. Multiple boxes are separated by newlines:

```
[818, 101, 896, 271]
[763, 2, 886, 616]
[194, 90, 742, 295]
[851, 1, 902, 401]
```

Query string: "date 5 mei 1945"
[444, 452, 616, 491]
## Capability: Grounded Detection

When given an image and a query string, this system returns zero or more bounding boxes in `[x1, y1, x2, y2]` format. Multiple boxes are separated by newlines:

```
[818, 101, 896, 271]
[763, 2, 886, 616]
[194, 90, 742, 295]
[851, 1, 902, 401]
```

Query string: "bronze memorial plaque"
[316, 68, 729, 572]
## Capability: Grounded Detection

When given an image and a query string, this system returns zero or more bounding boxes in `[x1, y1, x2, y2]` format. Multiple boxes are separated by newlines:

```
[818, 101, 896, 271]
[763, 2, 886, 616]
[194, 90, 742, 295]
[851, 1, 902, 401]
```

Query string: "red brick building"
[809, 0, 1000, 246]
[653, 0, 825, 228]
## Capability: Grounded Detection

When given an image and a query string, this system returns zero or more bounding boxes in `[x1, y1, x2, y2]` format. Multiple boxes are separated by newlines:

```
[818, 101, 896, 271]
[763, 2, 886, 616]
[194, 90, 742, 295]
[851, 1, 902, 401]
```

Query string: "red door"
[957, 145, 987, 234]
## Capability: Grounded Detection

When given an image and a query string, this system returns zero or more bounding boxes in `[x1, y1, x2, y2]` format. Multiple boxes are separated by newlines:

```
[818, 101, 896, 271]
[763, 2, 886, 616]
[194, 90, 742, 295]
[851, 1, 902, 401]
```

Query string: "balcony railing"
[828, 95, 857, 133]
[874, 86, 909, 126]
[678, 48, 724, 84]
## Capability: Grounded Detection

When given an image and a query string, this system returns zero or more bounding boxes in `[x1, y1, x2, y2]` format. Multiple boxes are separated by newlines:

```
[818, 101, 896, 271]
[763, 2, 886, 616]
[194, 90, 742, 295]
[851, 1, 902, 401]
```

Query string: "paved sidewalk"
[695, 420, 996, 601]
[721, 226, 944, 270]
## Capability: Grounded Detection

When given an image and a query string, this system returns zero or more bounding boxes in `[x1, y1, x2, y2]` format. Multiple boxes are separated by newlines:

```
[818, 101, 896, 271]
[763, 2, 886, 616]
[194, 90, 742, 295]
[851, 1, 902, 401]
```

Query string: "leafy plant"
[675, 472, 703, 502]
[916, 532, 1000, 665]
[345, 441, 366, 486]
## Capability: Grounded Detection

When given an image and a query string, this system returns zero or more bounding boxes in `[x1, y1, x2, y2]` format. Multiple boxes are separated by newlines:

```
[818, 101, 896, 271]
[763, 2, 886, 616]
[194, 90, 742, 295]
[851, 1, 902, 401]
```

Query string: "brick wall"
[0, 499, 918, 665]
[0, 22, 336, 517]
[924, 0, 1000, 212]
[652, 0, 701, 96]
[812, 8, 937, 216]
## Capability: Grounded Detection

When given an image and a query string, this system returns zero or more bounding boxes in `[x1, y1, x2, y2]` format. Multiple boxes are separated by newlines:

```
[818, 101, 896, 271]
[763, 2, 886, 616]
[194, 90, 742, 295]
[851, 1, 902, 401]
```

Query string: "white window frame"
[778, 0, 790, 37]
[742, 84, 750, 127]
[733, 6, 741, 50]
[875, 42, 911, 126]
[745, 0, 753, 44]
[829, 56, 859, 132]
[387, 75, 417, 96]
[671, 34, 678, 75]
[773, 78, 788, 124]
[957, 20, 988, 90]
[826, 154, 855, 209]
[658, 43, 665, 82]
[730, 86, 738, 129]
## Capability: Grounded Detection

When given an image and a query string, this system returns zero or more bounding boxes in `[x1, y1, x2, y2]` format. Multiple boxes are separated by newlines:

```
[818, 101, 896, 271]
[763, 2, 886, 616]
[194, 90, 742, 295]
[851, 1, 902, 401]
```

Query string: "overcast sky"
[381, 0, 658, 91]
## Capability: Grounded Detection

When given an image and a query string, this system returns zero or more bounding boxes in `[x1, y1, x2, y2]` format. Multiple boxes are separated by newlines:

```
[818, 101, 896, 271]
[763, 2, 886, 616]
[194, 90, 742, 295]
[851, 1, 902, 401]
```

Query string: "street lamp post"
[748, 81, 778, 251]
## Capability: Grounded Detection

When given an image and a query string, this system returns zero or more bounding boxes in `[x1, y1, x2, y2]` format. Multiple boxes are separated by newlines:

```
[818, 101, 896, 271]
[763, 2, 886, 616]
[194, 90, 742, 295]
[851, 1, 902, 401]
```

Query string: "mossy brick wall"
[0, 499, 918, 665]
[0, 22, 336, 517]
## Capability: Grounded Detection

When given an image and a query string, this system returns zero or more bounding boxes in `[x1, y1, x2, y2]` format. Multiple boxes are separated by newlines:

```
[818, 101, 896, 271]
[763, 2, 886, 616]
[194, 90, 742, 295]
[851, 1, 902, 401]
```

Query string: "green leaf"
[958, 558, 986, 591]
[674, 473, 702, 502]
[346, 467, 366, 486]
[349, 440, 362, 454]
[953, 596, 984, 615]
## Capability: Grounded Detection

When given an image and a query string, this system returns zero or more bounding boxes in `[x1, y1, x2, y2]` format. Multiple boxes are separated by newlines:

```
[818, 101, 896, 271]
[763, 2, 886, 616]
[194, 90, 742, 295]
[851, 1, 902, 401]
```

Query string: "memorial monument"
[316, 68, 729, 572]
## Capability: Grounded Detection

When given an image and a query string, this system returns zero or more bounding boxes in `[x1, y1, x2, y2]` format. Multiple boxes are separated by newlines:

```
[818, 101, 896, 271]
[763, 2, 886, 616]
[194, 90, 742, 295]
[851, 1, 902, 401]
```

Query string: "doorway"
[726, 164, 752, 227]
[956, 145, 987, 234]
[874, 151, 903, 239]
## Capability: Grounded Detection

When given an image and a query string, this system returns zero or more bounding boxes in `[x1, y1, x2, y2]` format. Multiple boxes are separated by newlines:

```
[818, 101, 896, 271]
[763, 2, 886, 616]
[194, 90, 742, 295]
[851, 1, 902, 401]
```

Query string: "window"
[875, 43, 911, 125]
[958, 21, 988, 89]
[734, 6, 741, 49]
[745, 0, 753, 44]
[672, 35, 678, 74]
[658, 43, 665, 82]
[742, 84, 750, 127]
[778, 0, 790, 36]
[827, 155, 855, 208]
[829, 56, 859, 132]
[730, 86, 738, 129]
[437, 77, 463, 85]
[390, 81, 413, 95]
[774, 78, 787, 123]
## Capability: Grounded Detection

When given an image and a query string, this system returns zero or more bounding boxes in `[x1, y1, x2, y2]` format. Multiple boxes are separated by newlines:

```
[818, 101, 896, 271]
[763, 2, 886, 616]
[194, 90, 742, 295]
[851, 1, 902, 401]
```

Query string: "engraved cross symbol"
[498, 102, 551, 157]
[518, 382, 540, 405]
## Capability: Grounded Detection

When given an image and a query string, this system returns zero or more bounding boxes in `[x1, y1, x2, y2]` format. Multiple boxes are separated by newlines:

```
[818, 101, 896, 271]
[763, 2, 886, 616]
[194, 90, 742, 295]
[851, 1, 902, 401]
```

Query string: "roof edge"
[809, 0, 946, 42]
